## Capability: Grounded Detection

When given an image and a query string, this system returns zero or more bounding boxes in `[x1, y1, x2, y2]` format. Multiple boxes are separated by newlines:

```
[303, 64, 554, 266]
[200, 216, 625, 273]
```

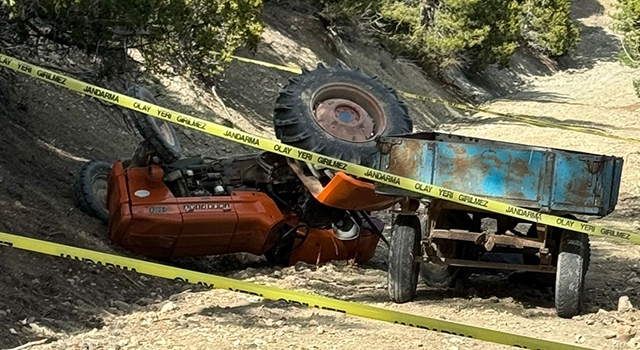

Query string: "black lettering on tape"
[228, 287, 264, 297]
[17, 63, 32, 73]
[439, 188, 454, 199]
[83, 85, 118, 102]
[59, 253, 137, 272]
[133, 101, 151, 113]
[393, 320, 473, 338]
[458, 194, 488, 207]
[177, 115, 206, 130]
[318, 156, 348, 170]
[223, 130, 260, 146]
[415, 183, 433, 194]
[0, 240, 13, 247]
[0, 57, 12, 66]
[600, 227, 631, 240]
[505, 206, 542, 220]
[197, 281, 214, 289]
[556, 217, 576, 228]
[580, 222, 596, 233]
[363, 169, 400, 184]
[37, 70, 67, 85]
[297, 150, 313, 161]
[157, 108, 173, 120]
[273, 144, 292, 155]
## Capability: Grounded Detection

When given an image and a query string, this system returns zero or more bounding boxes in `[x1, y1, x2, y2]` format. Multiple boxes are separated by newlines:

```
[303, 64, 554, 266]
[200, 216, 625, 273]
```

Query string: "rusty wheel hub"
[157, 121, 176, 146]
[91, 173, 108, 211]
[311, 84, 386, 143]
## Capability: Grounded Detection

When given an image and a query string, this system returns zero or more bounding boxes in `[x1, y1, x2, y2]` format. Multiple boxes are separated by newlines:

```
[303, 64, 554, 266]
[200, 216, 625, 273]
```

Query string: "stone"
[160, 301, 176, 313]
[112, 300, 130, 311]
[619, 296, 634, 312]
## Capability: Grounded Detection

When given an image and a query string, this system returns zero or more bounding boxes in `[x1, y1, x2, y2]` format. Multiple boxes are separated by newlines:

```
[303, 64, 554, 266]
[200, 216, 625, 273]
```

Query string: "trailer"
[375, 132, 623, 318]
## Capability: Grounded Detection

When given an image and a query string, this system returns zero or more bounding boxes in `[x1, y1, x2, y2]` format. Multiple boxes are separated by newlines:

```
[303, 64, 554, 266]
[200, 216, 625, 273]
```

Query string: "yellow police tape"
[225, 53, 640, 144]
[0, 53, 637, 246]
[0, 231, 588, 350]
[0, 53, 637, 245]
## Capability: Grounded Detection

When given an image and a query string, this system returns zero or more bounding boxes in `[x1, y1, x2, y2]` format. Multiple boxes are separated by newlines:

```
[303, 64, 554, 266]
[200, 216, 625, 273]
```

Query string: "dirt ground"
[2, 0, 640, 349]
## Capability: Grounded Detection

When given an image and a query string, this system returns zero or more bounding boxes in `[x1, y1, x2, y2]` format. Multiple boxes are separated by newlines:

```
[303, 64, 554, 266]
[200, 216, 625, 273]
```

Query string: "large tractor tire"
[388, 214, 421, 303]
[74, 160, 112, 224]
[273, 64, 413, 169]
[555, 229, 590, 318]
[126, 85, 182, 164]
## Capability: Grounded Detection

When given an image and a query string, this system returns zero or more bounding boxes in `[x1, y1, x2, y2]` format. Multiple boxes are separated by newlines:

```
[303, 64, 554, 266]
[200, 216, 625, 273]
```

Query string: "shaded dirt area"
[2, 0, 640, 349]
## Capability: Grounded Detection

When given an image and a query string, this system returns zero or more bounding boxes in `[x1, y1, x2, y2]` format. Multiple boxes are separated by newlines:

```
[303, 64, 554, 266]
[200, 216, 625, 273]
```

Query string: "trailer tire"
[555, 229, 590, 318]
[388, 214, 421, 303]
[126, 85, 182, 164]
[273, 63, 412, 169]
[74, 160, 112, 224]
[419, 211, 470, 288]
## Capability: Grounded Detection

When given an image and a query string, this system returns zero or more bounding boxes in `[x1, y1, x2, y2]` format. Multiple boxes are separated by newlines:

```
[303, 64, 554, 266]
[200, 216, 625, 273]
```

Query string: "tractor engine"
[107, 147, 375, 263]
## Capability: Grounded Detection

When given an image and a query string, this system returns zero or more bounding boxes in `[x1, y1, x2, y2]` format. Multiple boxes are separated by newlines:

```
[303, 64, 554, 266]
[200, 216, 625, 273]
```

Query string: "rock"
[489, 296, 499, 303]
[160, 301, 176, 313]
[253, 339, 267, 345]
[112, 300, 130, 311]
[617, 326, 637, 342]
[309, 320, 319, 326]
[619, 296, 634, 312]
[618, 332, 636, 342]
[575, 335, 586, 344]
[317, 326, 325, 334]
[630, 278, 640, 284]
[0, 310, 7, 317]
[135, 297, 154, 306]
[604, 331, 617, 339]
[246, 295, 262, 303]
[9, 328, 17, 335]
[586, 319, 595, 325]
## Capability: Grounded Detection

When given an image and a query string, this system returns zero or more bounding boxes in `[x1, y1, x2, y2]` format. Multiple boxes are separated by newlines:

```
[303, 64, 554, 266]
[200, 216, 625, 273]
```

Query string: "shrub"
[319, 0, 579, 73]
[520, 0, 580, 57]
[2, 0, 264, 78]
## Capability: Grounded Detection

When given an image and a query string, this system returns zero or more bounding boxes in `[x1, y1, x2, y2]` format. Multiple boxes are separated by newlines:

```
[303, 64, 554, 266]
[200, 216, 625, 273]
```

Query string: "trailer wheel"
[273, 63, 412, 169]
[419, 211, 470, 288]
[555, 229, 590, 318]
[126, 85, 182, 164]
[74, 160, 112, 224]
[388, 214, 421, 303]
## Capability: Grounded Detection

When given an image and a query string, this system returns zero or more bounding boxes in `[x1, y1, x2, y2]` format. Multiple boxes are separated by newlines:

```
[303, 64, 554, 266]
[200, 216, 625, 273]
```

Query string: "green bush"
[520, 0, 580, 57]
[319, 0, 579, 73]
[612, 0, 640, 97]
[2, 0, 264, 78]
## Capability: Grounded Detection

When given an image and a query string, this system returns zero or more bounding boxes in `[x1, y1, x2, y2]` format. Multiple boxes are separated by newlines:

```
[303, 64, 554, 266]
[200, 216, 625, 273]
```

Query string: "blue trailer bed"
[378, 132, 624, 217]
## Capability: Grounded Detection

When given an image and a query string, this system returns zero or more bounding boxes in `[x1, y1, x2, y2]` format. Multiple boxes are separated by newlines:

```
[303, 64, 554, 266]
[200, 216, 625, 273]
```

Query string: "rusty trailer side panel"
[379, 132, 623, 216]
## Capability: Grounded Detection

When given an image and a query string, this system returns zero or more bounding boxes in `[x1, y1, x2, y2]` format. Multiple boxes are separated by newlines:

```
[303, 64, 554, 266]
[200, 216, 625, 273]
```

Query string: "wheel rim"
[155, 119, 177, 146]
[429, 239, 458, 272]
[92, 173, 109, 214]
[311, 83, 387, 142]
